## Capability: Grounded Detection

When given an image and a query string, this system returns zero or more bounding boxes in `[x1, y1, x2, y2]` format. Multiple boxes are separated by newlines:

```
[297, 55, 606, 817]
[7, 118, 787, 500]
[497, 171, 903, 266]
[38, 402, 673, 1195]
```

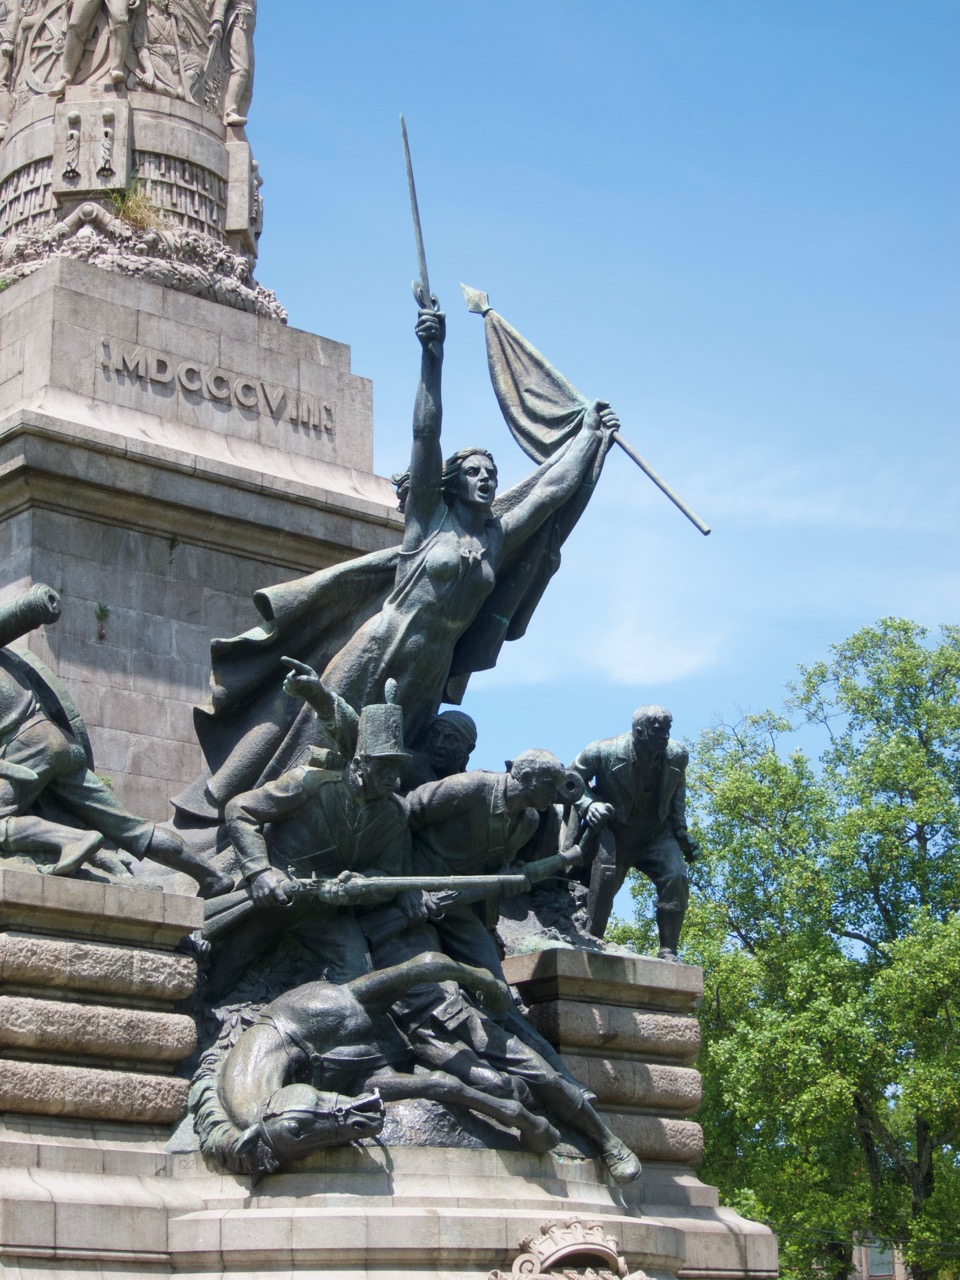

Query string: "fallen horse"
[190, 951, 562, 1180]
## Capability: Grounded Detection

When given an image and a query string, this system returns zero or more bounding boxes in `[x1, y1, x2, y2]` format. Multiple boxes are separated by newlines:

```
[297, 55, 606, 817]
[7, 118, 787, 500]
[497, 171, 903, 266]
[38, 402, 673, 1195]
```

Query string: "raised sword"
[400, 114, 439, 312]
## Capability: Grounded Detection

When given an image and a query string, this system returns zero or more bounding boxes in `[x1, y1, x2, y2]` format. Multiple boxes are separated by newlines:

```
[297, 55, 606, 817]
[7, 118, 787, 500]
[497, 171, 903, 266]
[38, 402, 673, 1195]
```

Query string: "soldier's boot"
[539, 1075, 642, 1185]
[654, 874, 689, 961]
[141, 827, 233, 899]
[106, 20, 128, 86]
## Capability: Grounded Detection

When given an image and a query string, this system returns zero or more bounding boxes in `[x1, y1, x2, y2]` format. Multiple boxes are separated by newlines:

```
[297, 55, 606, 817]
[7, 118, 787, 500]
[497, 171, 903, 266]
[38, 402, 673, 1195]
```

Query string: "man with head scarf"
[403, 709, 478, 791]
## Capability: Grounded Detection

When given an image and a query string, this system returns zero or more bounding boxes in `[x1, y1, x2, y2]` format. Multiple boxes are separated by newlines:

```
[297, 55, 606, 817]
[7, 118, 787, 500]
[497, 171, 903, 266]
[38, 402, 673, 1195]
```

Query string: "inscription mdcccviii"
[99, 339, 335, 434]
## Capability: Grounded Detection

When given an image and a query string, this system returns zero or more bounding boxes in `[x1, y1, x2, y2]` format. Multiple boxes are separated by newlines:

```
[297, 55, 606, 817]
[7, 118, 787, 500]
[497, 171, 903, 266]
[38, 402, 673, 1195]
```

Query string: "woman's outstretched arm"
[402, 310, 446, 551]
[499, 400, 619, 556]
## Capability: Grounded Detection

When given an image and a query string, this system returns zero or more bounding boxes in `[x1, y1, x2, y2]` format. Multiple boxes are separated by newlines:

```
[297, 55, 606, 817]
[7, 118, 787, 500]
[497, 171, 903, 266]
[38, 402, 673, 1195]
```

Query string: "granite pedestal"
[0, 871, 777, 1280]
[0, 258, 403, 820]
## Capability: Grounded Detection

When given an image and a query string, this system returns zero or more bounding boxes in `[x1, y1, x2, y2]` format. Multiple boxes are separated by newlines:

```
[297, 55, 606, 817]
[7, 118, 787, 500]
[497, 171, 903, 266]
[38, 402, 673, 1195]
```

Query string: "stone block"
[51, 256, 166, 316]
[0, 995, 195, 1062]
[51, 285, 141, 346]
[598, 1113, 704, 1166]
[504, 948, 703, 1013]
[0, 1061, 189, 1124]
[0, 338, 24, 410]
[0, 933, 196, 1003]
[259, 319, 350, 370]
[524, 999, 701, 1063]
[562, 1055, 702, 1113]
[0, 1167, 56, 1250]
[20, 325, 53, 396]
[0, 867, 201, 946]
[29, 1167, 170, 1255]
[1, 288, 55, 347]
[162, 282, 258, 342]
[657, 1207, 781, 1277]
[219, 1209, 294, 1263]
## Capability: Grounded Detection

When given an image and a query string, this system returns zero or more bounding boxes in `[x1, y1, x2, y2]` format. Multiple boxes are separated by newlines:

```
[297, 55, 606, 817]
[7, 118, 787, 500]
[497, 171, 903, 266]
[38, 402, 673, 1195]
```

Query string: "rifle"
[202, 871, 530, 943]
[428, 846, 585, 914]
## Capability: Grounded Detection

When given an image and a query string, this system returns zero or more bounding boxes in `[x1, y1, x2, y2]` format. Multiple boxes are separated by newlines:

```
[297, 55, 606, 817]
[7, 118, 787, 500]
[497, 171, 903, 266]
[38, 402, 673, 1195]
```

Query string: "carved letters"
[99, 338, 335, 434]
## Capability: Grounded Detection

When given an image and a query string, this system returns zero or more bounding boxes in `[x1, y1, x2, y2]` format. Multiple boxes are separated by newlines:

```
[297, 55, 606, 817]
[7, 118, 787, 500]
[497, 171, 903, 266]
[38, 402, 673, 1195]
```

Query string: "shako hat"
[356, 679, 410, 762]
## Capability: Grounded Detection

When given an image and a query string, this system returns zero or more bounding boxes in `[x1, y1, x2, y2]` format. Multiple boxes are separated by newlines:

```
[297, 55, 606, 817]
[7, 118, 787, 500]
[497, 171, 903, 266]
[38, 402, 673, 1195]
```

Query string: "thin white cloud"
[699, 452, 960, 535]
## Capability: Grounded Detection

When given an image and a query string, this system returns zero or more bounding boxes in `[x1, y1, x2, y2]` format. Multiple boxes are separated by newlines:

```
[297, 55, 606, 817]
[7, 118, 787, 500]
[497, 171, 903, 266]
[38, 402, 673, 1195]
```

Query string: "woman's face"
[456, 454, 498, 508]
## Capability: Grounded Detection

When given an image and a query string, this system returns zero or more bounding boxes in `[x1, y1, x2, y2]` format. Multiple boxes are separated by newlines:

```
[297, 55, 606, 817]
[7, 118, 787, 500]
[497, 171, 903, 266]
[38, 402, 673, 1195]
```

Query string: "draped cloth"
[173, 297, 608, 831]
[470, 288, 590, 463]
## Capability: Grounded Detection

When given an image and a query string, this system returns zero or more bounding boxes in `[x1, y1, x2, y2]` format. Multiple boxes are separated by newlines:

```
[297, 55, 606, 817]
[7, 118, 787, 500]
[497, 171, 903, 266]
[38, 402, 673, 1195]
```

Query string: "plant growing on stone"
[108, 180, 168, 232]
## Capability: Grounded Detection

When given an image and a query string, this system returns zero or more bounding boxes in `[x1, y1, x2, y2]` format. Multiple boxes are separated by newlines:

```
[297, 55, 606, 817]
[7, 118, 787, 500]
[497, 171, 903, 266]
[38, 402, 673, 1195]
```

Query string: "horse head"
[236, 1083, 385, 1182]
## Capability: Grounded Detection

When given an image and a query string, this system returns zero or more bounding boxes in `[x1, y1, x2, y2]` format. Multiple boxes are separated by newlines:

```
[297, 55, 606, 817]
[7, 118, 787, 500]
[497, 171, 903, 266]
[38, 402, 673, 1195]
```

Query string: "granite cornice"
[0, 410, 404, 571]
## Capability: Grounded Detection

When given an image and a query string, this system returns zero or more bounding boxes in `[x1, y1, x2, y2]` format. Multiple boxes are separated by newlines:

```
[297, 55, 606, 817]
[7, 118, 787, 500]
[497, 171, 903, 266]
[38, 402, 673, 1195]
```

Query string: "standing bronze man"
[569, 706, 699, 958]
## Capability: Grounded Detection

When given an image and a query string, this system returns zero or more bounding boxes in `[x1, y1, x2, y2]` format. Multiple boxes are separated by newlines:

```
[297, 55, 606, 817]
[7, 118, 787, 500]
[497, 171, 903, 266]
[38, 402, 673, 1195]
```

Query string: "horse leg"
[348, 950, 509, 1018]
[368, 1068, 560, 1155]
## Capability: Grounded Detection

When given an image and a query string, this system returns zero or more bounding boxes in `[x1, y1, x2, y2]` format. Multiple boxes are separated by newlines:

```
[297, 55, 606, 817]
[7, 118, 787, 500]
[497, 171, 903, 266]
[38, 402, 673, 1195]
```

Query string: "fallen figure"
[190, 951, 563, 1181]
[0, 585, 229, 895]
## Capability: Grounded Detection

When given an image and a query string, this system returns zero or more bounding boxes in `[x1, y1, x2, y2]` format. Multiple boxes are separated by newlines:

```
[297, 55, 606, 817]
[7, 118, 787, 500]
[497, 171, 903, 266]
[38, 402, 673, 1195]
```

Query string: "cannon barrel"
[0, 584, 62, 649]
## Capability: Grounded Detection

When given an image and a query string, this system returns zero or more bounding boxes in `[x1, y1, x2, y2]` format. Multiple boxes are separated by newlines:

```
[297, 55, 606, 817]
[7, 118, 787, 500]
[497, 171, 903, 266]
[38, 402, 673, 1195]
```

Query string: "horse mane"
[189, 1010, 281, 1179]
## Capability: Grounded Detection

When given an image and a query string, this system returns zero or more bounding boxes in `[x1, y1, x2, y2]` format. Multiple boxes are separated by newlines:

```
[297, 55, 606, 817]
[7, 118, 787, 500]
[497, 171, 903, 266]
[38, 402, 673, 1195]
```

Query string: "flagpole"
[611, 431, 711, 536]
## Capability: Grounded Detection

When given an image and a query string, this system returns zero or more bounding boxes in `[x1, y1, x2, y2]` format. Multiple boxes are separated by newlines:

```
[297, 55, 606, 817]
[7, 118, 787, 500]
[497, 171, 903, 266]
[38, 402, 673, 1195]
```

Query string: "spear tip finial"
[461, 283, 491, 315]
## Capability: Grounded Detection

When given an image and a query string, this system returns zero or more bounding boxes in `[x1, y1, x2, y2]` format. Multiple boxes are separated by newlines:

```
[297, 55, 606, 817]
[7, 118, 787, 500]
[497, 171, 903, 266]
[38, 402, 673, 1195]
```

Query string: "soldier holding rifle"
[207, 681, 415, 997]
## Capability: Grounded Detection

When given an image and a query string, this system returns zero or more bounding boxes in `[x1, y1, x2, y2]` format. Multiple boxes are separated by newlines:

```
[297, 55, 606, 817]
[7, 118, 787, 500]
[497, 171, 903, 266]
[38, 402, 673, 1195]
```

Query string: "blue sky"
[248, 3, 958, 915]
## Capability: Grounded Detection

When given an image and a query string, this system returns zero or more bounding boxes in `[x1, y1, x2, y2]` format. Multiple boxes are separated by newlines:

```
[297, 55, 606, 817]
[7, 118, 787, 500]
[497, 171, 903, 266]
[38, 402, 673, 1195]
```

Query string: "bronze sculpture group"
[0, 299, 700, 1183]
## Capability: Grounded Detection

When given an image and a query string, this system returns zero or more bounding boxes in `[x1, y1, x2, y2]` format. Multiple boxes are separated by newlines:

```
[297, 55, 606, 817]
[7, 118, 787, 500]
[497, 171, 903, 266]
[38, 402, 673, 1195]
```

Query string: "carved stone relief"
[0, 0, 256, 125]
[0, 199, 286, 319]
[52, 98, 130, 195]
[489, 1220, 638, 1280]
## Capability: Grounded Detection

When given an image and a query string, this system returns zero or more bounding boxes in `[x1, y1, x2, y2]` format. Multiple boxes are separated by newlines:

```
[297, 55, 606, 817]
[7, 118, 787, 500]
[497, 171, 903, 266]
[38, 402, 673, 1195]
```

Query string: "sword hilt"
[413, 281, 440, 313]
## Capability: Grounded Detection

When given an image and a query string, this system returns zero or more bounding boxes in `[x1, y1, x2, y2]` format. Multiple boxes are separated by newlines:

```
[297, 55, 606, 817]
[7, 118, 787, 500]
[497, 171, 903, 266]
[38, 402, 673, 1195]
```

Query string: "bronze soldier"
[570, 705, 699, 957]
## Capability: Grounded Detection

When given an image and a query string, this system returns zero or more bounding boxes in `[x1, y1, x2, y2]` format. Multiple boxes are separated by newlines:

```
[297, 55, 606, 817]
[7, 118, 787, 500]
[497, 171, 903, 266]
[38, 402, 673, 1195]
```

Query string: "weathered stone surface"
[562, 1054, 702, 1114]
[0, 868, 201, 945]
[0, 932, 196, 1002]
[504, 947, 703, 1013]
[1, 257, 380, 474]
[0, 257, 407, 816]
[524, 998, 701, 1064]
[0, 1060, 189, 1123]
[0, 994, 195, 1062]
[600, 1113, 704, 1166]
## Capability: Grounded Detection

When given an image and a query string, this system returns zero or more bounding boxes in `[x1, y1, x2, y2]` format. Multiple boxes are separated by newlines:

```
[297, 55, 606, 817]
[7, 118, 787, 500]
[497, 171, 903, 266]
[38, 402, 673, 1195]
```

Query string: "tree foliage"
[610, 620, 960, 1280]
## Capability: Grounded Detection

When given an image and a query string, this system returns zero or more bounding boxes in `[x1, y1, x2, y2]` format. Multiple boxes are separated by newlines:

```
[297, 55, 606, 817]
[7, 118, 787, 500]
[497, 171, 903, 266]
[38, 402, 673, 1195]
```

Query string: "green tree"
[611, 619, 960, 1280]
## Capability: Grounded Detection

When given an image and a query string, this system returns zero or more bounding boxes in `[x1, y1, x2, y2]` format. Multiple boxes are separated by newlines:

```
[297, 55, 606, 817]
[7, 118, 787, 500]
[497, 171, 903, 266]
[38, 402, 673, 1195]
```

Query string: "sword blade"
[400, 114, 437, 309]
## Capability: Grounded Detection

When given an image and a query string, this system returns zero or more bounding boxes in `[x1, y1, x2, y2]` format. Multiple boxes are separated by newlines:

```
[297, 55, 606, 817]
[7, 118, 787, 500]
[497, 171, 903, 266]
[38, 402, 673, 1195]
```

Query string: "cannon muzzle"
[0, 584, 62, 649]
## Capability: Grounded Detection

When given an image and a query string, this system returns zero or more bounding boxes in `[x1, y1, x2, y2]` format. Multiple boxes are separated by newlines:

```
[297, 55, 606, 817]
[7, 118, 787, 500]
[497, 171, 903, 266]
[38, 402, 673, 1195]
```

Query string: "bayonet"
[400, 114, 439, 312]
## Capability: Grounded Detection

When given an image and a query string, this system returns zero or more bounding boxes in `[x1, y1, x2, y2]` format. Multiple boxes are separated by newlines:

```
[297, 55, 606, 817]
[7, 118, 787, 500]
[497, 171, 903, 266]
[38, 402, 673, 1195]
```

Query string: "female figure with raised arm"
[176, 309, 617, 831]
[318, 308, 618, 743]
